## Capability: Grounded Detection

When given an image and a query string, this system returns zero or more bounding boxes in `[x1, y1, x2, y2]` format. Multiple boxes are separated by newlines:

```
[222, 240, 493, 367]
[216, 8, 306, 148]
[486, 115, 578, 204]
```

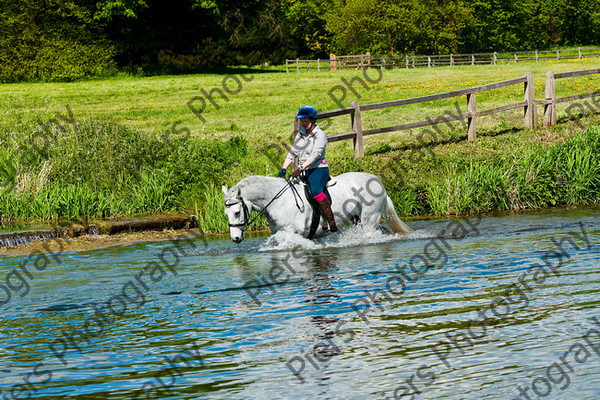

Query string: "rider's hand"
[277, 168, 286, 178]
[290, 168, 302, 179]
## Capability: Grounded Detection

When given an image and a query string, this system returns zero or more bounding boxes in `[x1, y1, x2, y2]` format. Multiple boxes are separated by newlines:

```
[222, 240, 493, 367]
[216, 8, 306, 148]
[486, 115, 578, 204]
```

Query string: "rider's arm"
[282, 156, 294, 169]
[282, 131, 303, 170]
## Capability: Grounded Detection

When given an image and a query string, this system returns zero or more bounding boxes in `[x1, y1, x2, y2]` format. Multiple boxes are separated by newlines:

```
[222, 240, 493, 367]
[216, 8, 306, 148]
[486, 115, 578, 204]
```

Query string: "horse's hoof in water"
[377, 225, 393, 234]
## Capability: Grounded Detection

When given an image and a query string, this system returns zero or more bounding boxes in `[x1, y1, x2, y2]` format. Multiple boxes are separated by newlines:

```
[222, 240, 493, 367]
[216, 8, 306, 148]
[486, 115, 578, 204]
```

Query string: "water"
[0, 207, 599, 399]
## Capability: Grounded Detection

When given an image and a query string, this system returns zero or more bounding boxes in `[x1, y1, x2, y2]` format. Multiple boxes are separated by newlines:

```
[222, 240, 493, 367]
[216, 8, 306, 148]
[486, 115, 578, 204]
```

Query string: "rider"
[278, 105, 338, 233]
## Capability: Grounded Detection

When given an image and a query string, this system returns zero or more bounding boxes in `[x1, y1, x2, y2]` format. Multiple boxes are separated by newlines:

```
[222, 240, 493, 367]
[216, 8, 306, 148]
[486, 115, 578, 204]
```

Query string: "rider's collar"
[299, 125, 317, 137]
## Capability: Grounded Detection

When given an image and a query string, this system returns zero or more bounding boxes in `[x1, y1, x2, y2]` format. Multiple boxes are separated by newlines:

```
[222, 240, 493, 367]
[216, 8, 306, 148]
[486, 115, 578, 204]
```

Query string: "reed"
[195, 184, 230, 233]
[1, 59, 599, 228]
[0, 118, 247, 224]
[425, 127, 600, 215]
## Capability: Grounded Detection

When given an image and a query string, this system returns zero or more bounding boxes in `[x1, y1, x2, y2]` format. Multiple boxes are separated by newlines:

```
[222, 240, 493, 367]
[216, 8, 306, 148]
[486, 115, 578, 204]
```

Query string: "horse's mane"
[228, 175, 278, 198]
[234, 175, 271, 189]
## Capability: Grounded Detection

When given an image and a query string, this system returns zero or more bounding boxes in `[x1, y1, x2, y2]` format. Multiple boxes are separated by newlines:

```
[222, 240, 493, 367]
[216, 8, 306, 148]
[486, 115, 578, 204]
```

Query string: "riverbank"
[1, 204, 596, 255]
[0, 59, 599, 231]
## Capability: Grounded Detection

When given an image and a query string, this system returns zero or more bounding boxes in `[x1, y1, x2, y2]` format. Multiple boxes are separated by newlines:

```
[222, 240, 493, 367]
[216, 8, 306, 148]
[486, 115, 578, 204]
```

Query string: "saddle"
[300, 175, 335, 239]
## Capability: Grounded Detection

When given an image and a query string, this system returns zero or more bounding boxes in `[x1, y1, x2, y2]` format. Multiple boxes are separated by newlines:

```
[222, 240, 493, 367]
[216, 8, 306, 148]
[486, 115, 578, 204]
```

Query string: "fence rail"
[293, 68, 599, 158]
[543, 68, 600, 127]
[285, 48, 600, 72]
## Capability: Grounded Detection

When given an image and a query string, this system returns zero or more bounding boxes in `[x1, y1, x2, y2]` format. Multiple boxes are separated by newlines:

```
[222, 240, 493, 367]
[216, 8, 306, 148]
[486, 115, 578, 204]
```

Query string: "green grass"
[1, 57, 599, 139]
[424, 128, 600, 215]
[0, 57, 599, 229]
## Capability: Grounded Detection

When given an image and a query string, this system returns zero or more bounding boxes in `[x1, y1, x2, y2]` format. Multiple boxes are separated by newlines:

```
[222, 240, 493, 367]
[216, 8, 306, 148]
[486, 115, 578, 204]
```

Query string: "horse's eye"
[234, 211, 240, 217]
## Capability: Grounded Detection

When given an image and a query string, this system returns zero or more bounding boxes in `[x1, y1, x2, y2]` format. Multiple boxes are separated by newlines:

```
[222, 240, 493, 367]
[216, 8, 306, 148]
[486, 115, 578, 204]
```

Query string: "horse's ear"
[221, 185, 228, 196]
[234, 187, 241, 197]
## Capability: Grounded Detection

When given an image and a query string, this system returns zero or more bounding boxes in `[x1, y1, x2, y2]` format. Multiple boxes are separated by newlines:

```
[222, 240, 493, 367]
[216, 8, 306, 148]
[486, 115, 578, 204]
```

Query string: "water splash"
[259, 225, 435, 252]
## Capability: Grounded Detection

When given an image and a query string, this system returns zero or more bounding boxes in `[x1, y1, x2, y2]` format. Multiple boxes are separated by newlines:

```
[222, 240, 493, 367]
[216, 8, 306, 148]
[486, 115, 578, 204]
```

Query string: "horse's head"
[222, 185, 249, 243]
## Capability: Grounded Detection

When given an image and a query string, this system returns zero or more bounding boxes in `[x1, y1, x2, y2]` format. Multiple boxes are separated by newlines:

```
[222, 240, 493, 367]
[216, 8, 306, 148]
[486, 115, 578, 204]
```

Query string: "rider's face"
[300, 118, 315, 131]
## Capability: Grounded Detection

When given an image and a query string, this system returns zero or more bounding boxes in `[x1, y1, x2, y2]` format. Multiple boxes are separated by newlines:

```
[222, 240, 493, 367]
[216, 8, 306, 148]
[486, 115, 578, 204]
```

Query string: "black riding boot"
[316, 198, 338, 232]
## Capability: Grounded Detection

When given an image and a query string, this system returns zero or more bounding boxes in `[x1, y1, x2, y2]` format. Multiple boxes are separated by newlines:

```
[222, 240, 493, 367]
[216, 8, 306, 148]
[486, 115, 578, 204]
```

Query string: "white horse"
[222, 173, 411, 243]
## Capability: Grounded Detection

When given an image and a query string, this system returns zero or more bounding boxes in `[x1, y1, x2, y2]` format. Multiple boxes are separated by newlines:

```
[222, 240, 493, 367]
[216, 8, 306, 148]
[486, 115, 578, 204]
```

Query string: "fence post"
[351, 100, 364, 158]
[493, 52, 497, 65]
[578, 47, 582, 59]
[406, 56, 409, 69]
[544, 71, 557, 127]
[471, 55, 475, 66]
[296, 58, 300, 73]
[307, 60, 310, 72]
[514, 53, 518, 63]
[450, 54, 454, 66]
[330, 53, 337, 71]
[428, 56, 431, 68]
[556, 50, 560, 60]
[467, 93, 477, 141]
[382, 58, 386, 69]
[524, 72, 536, 129]
[317, 59, 321, 71]
[535, 50, 539, 62]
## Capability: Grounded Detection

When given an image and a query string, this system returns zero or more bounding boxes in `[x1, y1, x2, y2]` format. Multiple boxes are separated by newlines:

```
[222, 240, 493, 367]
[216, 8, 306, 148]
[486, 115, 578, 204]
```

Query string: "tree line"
[1, 0, 599, 81]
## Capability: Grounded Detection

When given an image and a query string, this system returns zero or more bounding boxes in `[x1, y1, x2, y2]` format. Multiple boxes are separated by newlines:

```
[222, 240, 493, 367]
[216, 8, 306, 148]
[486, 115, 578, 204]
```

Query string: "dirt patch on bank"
[0, 228, 213, 257]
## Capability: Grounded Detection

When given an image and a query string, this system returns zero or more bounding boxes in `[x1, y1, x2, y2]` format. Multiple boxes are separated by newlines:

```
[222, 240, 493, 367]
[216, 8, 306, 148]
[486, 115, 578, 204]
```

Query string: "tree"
[282, 0, 334, 58]
[326, 0, 417, 55]
[460, 0, 539, 52]
[0, 0, 115, 82]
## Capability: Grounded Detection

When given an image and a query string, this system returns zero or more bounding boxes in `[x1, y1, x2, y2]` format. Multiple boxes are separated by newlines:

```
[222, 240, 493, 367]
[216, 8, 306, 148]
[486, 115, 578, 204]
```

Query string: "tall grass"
[0, 118, 247, 224]
[426, 127, 600, 215]
[1, 60, 599, 227]
[194, 184, 230, 233]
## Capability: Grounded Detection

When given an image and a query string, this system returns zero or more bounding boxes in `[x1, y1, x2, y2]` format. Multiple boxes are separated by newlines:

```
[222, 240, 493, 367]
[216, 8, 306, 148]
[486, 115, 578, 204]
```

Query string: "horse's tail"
[384, 196, 412, 234]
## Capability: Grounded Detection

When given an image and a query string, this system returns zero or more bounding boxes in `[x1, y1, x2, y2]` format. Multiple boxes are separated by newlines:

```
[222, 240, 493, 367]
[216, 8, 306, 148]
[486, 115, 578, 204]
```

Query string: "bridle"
[225, 178, 305, 231]
[225, 198, 251, 229]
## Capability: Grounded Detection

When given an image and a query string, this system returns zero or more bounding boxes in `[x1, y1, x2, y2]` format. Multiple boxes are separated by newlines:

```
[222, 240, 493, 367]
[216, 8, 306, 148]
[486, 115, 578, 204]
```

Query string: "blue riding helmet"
[297, 105, 318, 120]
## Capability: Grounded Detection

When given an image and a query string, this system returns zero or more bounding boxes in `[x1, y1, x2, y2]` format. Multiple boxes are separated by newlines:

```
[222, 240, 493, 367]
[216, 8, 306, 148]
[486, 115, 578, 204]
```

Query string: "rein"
[226, 178, 305, 230]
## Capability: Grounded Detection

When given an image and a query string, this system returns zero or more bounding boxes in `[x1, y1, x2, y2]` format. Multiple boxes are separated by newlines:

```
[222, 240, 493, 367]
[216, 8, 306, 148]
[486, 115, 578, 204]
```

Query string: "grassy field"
[0, 57, 599, 230]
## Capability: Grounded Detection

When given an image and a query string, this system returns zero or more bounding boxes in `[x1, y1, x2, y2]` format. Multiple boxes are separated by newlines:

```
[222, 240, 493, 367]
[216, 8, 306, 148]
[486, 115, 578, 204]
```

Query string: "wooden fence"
[543, 68, 600, 126]
[285, 48, 600, 72]
[293, 68, 599, 158]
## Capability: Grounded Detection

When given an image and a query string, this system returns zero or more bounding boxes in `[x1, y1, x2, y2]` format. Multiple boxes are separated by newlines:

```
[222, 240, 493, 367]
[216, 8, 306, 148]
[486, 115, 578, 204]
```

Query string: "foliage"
[426, 128, 600, 215]
[325, 0, 474, 55]
[0, 117, 247, 224]
[3, 0, 600, 78]
[1, 60, 600, 228]
[0, 0, 116, 82]
[93, 0, 149, 20]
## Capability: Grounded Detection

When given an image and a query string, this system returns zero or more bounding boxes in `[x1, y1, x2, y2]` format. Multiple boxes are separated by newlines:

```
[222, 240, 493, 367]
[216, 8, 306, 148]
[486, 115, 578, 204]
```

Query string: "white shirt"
[286, 125, 328, 169]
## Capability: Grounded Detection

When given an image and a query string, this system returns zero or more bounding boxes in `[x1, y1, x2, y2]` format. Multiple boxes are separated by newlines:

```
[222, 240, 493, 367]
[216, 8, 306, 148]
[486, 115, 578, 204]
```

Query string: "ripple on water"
[0, 207, 599, 399]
